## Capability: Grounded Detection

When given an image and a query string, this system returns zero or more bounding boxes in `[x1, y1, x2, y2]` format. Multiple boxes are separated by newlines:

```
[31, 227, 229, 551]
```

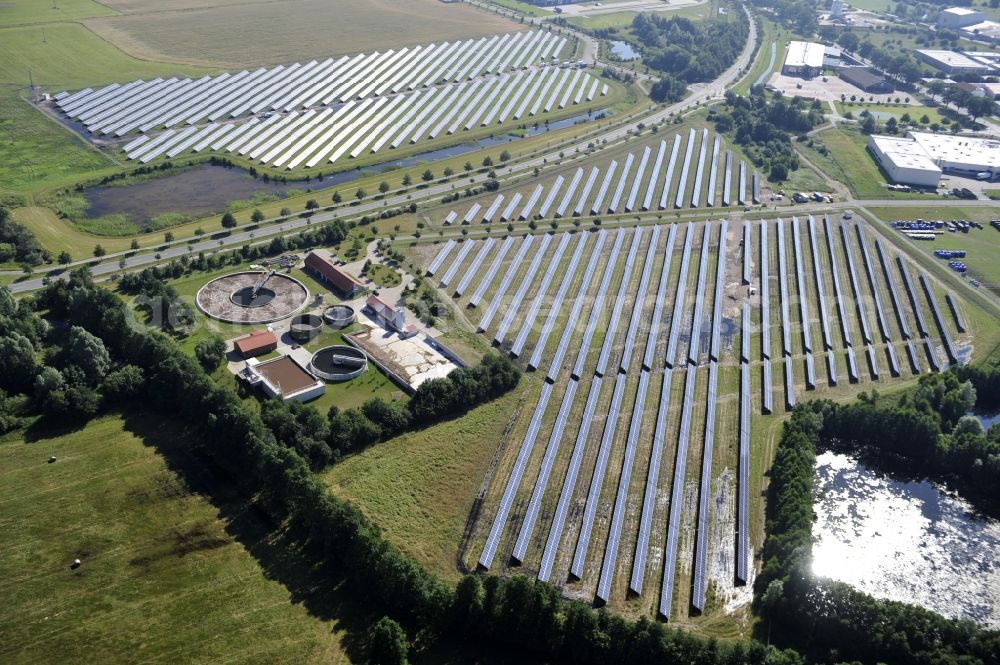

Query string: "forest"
[629, 13, 749, 84]
[759, 374, 1000, 665]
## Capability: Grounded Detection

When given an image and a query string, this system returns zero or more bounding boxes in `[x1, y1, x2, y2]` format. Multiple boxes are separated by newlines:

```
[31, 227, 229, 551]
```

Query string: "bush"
[194, 335, 227, 372]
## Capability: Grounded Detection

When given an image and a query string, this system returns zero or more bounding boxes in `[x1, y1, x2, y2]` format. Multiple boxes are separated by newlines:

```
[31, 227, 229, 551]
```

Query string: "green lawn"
[0, 414, 348, 664]
[733, 18, 786, 96]
[484, 0, 549, 17]
[834, 101, 944, 125]
[0, 0, 117, 27]
[364, 263, 402, 289]
[323, 385, 526, 582]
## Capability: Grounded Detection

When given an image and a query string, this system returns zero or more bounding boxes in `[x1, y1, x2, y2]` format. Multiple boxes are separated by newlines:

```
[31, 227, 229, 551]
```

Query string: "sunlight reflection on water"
[812, 451, 1000, 628]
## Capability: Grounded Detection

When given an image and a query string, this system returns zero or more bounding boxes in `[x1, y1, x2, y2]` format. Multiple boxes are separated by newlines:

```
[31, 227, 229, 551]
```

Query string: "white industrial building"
[868, 131, 1000, 186]
[868, 135, 943, 188]
[910, 132, 1000, 177]
[782, 41, 825, 77]
[914, 49, 992, 74]
[937, 7, 985, 29]
[963, 20, 1000, 43]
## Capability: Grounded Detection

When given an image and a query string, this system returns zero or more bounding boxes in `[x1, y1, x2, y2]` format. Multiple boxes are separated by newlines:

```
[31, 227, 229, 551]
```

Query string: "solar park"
[420, 213, 970, 619]
[440, 130, 759, 226]
[52, 31, 610, 170]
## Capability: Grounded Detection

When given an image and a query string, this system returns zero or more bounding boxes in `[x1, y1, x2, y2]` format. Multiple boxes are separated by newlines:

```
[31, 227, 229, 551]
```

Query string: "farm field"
[0, 0, 117, 26]
[404, 210, 979, 626]
[84, 0, 523, 69]
[0, 414, 348, 664]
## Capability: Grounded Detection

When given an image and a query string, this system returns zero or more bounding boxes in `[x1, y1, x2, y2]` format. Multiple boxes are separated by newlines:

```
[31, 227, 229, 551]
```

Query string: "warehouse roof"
[870, 135, 942, 173]
[784, 41, 825, 70]
[235, 330, 278, 357]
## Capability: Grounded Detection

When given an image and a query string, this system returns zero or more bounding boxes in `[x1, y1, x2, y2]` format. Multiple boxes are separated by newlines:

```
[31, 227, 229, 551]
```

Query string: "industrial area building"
[914, 49, 992, 75]
[868, 135, 942, 188]
[868, 131, 1000, 187]
[937, 7, 985, 29]
[239, 355, 326, 402]
[234, 330, 278, 358]
[304, 249, 366, 298]
[836, 67, 893, 94]
[782, 41, 825, 77]
[365, 294, 418, 337]
[963, 20, 1000, 42]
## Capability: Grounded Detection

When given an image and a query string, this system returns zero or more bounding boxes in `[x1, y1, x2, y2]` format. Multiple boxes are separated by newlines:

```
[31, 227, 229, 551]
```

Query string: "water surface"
[610, 41, 640, 61]
[812, 451, 1000, 628]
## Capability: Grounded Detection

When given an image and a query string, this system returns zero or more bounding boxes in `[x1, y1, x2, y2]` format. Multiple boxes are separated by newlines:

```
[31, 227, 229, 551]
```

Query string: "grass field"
[0, 0, 117, 26]
[798, 126, 928, 200]
[834, 101, 944, 125]
[323, 387, 525, 582]
[732, 18, 786, 96]
[0, 414, 348, 664]
[85, 0, 521, 69]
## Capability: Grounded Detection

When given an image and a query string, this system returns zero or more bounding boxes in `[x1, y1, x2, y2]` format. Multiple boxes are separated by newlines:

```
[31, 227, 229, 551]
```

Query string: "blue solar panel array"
[665, 223, 694, 368]
[608, 153, 635, 214]
[722, 150, 733, 207]
[594, 227, 644, 375]
[924, 337, 941, 372]
[571, 373, 626, 579]
[618, 226, 660, 373]
[519, 183, 544, 220]
[867, 344, 881, 380]
[478, 381, 554, 570]
[454, 237, 496, 297]
[575, 167, 600, 217]
[807, 216, 833, 351]
[906, 338, 922, 374]
[886, 340, 901, 377]
[706, 134, 721, 207]
[476, 234, 535, 329]
[776, 220, 793, 359]
[625, 146, 651, 213]
[946, 293, 966, 333]
[659, 135, 681, 210]
[751, 171, 760, 204]
[505, 233, 569, 351]
[804, 352, 816, 390]
[542, 231, 608, 378]
[675, 128, 695, 209]
[692, 359, 719, 612]
[874, 237, 911, 340]
[478, 234, 551, 332]
[895, 255, 929, 339]
[760, 221, 771, 359]
[438, 239, 475, 287]
[538, 375, 603, 582]
[572, 228, 627, 379]
[840, 225, 874, 346]
[469, 235, 516, 307]
[762, 357, 774, 414]
[425, 238, 456, 275]
[688, 224, 712, 365]
[920, 274, 956, 364]
[826, 349, 838, 386]
[556, 168, 584, 218]
[784, 359, 796, 409]
[642, 224, 678, 371]
[710, 220, 729, 361]
[643, 140, 667, 211]
[537, 175, 564, 219]
[630, 366, 674, 594]
[511, 378, 579, 563]
[660, 223, 711, 619]
[823, 215, 852, 348]
[690, 128, 708, 208]
[791, 218, 814, 357]
[855, 224, 891, 343]
[738, 160, 747, 205]
[591, 159, 617, 214]
[521, 233, 588, 366]
[846, 345, 859, 382]
[596, 370, 650, 602]
[737, 321, 751, 584]
[742, 221, 751, 286]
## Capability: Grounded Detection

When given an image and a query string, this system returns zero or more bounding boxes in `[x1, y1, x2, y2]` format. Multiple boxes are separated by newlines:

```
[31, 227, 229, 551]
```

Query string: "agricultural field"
[84, 0, 523, 69]
[400, 208, 981, 627]
[0, 414, 348, 663]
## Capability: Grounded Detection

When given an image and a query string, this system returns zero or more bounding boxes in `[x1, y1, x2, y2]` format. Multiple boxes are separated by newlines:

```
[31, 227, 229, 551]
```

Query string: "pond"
[812, 451, 1000, 629]
[82, 108, 607, 225]
[609, 40, 640, 61]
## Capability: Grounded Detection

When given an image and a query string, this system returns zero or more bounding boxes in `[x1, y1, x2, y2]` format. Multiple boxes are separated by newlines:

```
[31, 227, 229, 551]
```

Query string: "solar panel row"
[840, 224, 874, 346]
[454, 237, 496, 296]
[823, 215, 853, 348]
[571, 228, 628, 379]
[480, 233, 544, 333]
[690, 128, 709, 209]
[791, 217, 814, 355]
[425, 239, 456, 275]
[875, 237, 912, 340]
[920, 275, 956, 364]
[438, 238, 476, 287]
[642, 224, 679, 371]
[895, 255, 929, 339]
[760, 220, 771, 360]
[541, 231, 608, 377]
[469, 234, 518, 307]
[945, 293, 966, 333]
[807, 216, 833, 351]
[502, 233, 570, 350]
[665, 223, 694, 368]
[776, 220, 793, 359]
[675, 128, 696, 210]
[594, 228, 644, 376]
[722, 149, 733, 207]
[855, 224, 892, 343]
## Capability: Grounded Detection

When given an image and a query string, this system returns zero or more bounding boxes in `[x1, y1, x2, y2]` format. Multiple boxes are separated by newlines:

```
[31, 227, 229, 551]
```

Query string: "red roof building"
[366, 294, 406, 331]
[304, 249, 366, 297]
[234, 330, 278, 358]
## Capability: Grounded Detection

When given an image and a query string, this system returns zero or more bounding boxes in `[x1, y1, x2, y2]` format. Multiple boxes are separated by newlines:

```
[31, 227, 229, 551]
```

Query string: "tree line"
[758, 375, 1000, 665]
[712, 88, 824, 181]
[0, 205, 48, 269]
[21, 270, 807, 664]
